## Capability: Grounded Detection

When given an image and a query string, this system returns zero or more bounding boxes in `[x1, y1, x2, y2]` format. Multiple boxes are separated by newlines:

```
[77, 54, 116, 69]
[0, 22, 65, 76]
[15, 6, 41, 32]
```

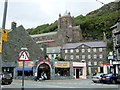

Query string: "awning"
[17, 67, 33, 71]
[55, 67, 70, 68]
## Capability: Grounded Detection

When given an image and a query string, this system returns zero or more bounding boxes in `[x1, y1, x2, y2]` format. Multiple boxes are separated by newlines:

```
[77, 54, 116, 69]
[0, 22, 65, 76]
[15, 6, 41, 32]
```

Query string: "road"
[1, 79, 120, 90]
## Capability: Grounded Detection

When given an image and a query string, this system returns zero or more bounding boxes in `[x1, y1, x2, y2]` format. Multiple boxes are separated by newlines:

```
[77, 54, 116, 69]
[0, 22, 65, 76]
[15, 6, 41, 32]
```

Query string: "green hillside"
[27, 2, 119, 39]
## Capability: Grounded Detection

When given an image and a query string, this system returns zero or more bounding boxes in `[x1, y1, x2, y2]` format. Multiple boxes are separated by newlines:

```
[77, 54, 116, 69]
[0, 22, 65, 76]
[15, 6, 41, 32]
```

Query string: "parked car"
[92, 73, 105, 83]
[101, 73, 118, 84]
[2, 72, 13, 85]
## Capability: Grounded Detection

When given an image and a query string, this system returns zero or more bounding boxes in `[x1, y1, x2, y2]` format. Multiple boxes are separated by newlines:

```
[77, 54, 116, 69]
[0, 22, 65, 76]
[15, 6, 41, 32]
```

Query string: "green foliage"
[55, 56, 65, 61]
[107, 39, 113, 52]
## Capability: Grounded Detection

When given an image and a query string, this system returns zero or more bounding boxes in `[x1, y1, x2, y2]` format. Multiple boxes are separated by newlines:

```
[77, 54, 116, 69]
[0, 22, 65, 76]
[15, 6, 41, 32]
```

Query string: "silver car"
[92, 73, 105, 83]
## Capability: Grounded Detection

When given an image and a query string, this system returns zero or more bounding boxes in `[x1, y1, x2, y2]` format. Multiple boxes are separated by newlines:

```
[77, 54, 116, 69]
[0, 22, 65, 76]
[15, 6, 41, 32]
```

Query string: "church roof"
[2, 25, 44, 61]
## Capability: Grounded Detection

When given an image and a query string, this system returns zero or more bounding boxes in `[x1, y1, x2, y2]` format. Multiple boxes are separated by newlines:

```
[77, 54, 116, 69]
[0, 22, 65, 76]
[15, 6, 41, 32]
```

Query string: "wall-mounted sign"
[55, 61, 70, 68]
[18, 61, 33, 67]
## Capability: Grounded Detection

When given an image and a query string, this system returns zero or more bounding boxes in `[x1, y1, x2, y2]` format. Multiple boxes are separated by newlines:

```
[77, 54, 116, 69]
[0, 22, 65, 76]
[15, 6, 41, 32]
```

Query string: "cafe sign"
[55, 61, 70, 68]
[18, 61, 33, 67]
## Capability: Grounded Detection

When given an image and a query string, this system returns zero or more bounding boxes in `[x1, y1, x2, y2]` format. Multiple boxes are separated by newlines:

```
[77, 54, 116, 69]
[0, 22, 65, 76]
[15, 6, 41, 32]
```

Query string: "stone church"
[31, 12, 82, 48]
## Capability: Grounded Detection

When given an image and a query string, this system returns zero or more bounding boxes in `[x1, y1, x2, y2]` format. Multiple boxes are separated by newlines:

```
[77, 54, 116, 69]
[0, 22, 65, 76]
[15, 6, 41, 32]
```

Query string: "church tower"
[55, 12, 82, 46]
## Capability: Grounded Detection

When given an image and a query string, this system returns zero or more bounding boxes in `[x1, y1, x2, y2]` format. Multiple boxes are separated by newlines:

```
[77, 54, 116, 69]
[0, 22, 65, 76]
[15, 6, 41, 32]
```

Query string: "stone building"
[61, 41, 107, 75]
[111, 16, 120, 74]
[31, 12, 82, 48]
[2, 22, 44, 79]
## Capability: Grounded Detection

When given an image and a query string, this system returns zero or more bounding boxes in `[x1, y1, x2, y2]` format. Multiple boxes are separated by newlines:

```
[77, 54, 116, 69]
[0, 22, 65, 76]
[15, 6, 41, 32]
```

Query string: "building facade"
[61, 41, 107, 75]
[112, 17, 120, 74]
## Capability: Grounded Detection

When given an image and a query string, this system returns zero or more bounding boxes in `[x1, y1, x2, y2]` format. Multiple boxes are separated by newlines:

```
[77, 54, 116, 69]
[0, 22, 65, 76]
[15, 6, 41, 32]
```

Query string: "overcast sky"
[0, 0, 115, 29]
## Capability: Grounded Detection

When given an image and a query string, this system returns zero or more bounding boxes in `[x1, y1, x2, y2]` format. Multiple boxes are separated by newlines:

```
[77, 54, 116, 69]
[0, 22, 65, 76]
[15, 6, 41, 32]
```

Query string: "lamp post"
[0, 0, 8, 88]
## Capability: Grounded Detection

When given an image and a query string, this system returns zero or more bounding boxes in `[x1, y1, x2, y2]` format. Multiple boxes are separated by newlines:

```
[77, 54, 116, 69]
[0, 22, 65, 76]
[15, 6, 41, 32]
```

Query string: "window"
[99, 48, 102, 52]
[88, 48, 91, 52]
[116, 34, 120, 45]
[65, 55, 67, 59]
[76, 55, 79, 59]
[70, 49, 74, 53]
[88, 61, 91, 66]
[82, 49, 85, 53]
[94, 61, 97, 65]
[117, 48, 120, 60]
[82, 45, 84, 48]
[76, 49, 79, 53]
[88, 55, 91, 59]
[18, 71, 33, 76]
[71, 55, 74, 59]
[94, 55, 97, 59]
[93, 48, 96, 52]
[55, 68, 70, 76]
[65, 50, 68, 53]
[99, 54, 103, 59]
[82, 55, 85, 59]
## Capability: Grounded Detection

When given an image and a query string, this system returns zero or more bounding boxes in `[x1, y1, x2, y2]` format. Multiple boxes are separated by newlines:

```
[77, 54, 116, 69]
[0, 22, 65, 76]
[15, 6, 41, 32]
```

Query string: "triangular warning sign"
[18, 50, 30, 61]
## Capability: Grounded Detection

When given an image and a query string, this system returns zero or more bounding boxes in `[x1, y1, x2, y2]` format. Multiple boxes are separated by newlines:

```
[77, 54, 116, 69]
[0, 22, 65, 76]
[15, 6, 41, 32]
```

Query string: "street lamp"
[96, 0, 105, 5]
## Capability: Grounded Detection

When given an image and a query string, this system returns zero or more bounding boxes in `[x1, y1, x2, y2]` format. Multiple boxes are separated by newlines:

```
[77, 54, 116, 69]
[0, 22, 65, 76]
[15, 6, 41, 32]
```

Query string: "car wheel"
[93, 81, 97, 83]
[112, 80, 116, 84]
[8, 82, 12, 84]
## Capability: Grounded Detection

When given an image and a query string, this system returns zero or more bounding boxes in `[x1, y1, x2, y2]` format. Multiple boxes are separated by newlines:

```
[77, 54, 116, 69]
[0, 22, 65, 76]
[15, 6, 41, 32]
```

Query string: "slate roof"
[62, 41, 106, 49]
[30, 32, 57, 38]
[2, 25, 44, 61]
[47, 47, 61, 54]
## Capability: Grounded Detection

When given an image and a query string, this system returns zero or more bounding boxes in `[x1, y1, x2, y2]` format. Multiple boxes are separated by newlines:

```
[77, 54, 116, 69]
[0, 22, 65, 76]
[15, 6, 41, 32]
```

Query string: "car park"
[92, 73, 105, 83]
[1, 72, 13, 85]
[101, 73, 118, 84]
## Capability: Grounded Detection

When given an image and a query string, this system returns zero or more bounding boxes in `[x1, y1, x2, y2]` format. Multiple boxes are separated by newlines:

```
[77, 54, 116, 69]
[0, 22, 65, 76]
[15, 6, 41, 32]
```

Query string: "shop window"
[81, 49, 85, 53]
[65, 50, 68, 53]
[99, 48, 102, 52]
[17, 71, 33, 76]
[88, 48, 91, 52]
[55, 68, 70, 76]
[76, 49, 79, 53]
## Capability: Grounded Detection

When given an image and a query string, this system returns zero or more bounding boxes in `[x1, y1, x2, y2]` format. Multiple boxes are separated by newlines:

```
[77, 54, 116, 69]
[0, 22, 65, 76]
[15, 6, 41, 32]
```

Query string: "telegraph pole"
[0, 0, 8, 89]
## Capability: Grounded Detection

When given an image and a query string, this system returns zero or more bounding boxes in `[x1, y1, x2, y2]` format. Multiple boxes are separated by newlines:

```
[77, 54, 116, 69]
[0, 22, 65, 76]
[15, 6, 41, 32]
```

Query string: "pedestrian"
[34, 72, 37, 81]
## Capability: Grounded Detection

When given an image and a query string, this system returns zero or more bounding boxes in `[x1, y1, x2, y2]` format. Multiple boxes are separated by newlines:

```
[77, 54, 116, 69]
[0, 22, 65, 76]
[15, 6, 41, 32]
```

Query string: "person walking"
[34, 72, 37, 81]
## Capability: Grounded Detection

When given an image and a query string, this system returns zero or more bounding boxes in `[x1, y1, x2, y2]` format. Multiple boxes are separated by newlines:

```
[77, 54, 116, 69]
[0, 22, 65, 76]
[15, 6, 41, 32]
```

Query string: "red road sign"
[18, 50, 30, 61]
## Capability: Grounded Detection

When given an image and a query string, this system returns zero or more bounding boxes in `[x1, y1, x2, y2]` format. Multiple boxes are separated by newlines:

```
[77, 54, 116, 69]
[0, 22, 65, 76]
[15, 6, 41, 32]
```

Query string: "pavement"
[1, 79, 120, 89]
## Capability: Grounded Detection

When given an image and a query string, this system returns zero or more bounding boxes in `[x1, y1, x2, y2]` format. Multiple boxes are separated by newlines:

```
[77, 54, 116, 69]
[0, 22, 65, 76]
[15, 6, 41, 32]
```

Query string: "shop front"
[16, 61, 33, 80]
[73, 62, 86, 79]
[34, 60, 54, 80]
[54, 61, 73, 80]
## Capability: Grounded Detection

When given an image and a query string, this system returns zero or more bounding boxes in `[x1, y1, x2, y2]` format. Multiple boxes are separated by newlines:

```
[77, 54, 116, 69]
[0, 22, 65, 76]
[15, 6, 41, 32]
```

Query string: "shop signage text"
[55, 61, 70, 67]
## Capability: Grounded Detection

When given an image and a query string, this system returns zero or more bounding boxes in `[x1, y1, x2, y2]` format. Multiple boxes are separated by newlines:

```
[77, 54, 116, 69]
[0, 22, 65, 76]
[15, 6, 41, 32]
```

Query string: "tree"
[55, 56, 65, 61]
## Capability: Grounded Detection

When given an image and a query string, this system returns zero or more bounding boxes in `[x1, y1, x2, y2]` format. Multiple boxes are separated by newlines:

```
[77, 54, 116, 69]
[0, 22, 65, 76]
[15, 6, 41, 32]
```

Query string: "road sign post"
[18, 48, 30, 90]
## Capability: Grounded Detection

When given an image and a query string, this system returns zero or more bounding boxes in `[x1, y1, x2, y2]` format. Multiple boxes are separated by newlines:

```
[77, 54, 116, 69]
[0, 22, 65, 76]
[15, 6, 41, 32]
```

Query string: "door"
[76, 69, 79, 79]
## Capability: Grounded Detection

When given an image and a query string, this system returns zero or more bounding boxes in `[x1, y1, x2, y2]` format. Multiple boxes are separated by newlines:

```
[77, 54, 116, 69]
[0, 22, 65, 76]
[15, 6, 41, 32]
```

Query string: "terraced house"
[61, 41, 107, 75]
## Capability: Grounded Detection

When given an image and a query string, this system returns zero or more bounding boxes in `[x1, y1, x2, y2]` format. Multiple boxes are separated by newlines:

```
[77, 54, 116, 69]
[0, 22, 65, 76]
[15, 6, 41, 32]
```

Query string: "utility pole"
[0, 0, 8, 89]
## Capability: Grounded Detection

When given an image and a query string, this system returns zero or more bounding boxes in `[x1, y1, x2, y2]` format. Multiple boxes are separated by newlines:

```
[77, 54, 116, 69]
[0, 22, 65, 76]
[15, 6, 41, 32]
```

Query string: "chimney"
[59, 14, 61, 18]
[11, 21, 17, 30]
